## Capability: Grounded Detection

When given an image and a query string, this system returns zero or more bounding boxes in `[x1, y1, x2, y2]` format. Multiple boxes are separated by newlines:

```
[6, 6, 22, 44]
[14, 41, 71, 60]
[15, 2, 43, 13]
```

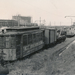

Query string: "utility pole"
[65, 16, 75, 25]
[43, 19, 45, 26]
[40, 17, 41, 26]
[35, 17, 46, 26]
[60, 22, 61, 26]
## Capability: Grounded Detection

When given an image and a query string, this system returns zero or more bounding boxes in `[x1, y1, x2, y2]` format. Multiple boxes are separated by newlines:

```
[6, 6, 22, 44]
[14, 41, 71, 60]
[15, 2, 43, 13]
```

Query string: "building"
[0, 20, 18, 27]
[0, 15, 37, 28]
[12, 15, 31, 26]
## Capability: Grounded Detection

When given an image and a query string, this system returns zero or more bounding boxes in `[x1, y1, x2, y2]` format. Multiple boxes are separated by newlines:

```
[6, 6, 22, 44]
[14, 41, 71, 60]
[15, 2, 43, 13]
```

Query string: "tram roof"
[0, 26, 40, 34]
[41, 27, 56, 30]
[6, 26, 39, 30]
[0, 29, 42, 36]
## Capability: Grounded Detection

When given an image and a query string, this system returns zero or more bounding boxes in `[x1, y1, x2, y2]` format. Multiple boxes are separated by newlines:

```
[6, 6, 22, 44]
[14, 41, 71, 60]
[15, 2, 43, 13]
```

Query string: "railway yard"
[1, 1, 75, 74]
[0, 0, 75, 74]
[5, 36, 75, 75]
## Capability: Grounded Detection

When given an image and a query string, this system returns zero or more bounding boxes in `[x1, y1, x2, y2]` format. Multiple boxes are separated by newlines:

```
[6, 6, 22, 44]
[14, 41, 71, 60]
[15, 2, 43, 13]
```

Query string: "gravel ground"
[53, 40, 75, 75]
[6, 37, 75, 75]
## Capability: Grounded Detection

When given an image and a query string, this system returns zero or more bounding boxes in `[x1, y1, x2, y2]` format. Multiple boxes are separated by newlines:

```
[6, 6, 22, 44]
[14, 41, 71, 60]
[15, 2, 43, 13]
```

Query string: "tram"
[0, 26, 44, 61]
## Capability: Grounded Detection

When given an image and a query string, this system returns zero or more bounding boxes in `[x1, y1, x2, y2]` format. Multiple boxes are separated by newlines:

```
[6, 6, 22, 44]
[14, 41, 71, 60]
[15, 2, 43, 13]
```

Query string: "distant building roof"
[12, 15, 31, 24]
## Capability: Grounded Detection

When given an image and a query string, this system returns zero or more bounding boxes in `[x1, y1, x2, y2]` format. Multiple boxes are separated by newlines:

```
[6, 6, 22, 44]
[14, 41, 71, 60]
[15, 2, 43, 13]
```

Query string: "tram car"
[66, 28, 75, 37]
[66, 31, 75, 37]
[0, 26, 44, 61]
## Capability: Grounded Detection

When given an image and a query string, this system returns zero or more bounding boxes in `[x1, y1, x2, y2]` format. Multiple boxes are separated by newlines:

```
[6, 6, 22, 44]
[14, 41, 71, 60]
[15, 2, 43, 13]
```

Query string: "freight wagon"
[0, 26, 44, 61]
[43, 28, 57, 48]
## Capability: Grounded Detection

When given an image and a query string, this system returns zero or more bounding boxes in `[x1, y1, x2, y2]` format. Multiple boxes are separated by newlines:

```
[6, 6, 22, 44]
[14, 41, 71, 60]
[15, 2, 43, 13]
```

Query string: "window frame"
[22, 34, 28, 46]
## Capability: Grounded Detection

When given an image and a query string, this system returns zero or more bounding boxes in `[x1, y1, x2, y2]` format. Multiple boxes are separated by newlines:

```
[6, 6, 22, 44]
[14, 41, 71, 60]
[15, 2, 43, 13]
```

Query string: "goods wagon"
[44, 28, 57, 48]
[0, 26, 44, 61]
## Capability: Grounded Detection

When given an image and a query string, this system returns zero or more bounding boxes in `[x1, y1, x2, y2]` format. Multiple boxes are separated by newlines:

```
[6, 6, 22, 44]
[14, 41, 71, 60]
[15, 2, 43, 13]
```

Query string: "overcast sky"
[0, 0, 75, 26]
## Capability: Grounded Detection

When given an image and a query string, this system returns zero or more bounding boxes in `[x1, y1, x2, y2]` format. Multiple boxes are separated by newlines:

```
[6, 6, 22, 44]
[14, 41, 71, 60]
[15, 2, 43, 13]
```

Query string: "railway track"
[50, 37, 75, 60]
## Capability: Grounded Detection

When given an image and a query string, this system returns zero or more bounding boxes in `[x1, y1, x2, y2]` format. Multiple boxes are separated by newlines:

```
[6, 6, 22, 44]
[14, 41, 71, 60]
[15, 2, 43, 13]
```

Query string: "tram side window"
[3, 37, 6, 48]
[39, 33, 41, 40]
[6, 36, 11, 48]
[11, 36, 16, 48]
[0, 37, 2, 48]
[16, 35, 21, 45]
[23, 35, 27, 46]
[28, 34, 32, 44]
[33, 34, 36, 43]
[36, 33, 40, 42]
[6, 36, 16, 48]
[39, 32, 43, 41]
[0, 36, 5, 48]
[40, 32, 43, 40]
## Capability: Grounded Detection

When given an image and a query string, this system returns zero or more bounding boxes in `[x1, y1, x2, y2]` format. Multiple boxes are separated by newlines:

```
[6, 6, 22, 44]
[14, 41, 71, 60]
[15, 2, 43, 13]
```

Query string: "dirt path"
[51, 40, 75, 75]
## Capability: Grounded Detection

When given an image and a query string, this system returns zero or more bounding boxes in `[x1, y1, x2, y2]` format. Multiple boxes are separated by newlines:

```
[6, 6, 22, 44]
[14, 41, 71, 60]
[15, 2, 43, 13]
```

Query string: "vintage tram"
[0, 26, 44, 61]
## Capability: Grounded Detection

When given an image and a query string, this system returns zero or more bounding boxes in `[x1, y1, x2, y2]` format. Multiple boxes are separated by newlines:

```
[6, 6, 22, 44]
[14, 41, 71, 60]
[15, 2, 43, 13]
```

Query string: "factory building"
[12, 15, 32, 26]
[0, 20, 18, 27]
[0, 15, 37, 28]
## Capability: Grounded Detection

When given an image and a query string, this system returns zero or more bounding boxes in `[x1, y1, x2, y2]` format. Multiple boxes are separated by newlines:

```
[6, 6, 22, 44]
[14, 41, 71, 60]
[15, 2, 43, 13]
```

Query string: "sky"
[0, 0, 75, 26]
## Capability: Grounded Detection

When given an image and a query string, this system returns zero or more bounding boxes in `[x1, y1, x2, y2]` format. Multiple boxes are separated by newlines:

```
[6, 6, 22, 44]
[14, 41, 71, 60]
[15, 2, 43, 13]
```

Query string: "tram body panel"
[22, 32, 44, 57]
[3, 49, 16, 61]
[22, 41, 44, 57]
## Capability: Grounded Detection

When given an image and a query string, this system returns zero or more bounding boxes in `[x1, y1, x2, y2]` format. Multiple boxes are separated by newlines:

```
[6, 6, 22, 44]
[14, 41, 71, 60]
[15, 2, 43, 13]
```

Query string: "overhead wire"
[20, 0, 63, 17]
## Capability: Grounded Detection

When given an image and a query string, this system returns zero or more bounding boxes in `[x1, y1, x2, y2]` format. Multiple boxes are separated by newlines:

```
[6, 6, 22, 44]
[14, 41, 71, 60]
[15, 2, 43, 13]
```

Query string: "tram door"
[16, 35, 21, 59]
[21, 34, 28, 57]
